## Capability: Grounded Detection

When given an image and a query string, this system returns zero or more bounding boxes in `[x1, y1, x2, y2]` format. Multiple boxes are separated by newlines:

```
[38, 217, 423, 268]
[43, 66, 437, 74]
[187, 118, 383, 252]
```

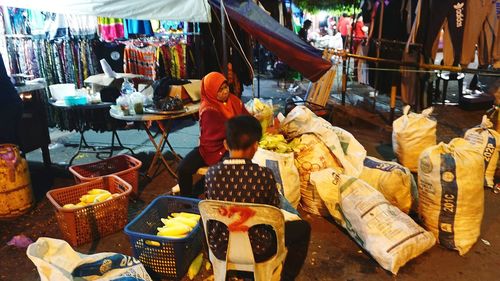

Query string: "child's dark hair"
[225, 115, 262, 150]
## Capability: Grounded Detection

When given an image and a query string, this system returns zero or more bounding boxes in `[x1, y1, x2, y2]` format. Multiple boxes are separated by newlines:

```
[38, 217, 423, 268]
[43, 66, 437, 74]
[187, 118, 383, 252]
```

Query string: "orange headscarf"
[199, 72, 245, 119]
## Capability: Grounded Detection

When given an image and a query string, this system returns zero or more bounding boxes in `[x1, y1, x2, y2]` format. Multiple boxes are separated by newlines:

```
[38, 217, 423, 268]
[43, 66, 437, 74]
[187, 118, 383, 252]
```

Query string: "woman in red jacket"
[177, 72, 249, 197]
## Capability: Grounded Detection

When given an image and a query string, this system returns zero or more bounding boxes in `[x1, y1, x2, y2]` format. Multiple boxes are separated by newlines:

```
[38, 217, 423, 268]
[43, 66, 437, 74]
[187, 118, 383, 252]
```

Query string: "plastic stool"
[436, 72, 465, 105]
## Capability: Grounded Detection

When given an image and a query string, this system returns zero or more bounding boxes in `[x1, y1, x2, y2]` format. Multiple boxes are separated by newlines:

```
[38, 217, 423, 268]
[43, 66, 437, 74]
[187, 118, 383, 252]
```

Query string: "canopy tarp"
[209, 0, 331, 82]
[0, 0, 212, 22]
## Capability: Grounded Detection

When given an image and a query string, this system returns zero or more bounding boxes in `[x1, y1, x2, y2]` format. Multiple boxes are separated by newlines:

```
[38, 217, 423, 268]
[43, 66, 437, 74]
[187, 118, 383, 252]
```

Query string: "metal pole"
[373, 2, 385, 110]
[221, 0, 228, 76]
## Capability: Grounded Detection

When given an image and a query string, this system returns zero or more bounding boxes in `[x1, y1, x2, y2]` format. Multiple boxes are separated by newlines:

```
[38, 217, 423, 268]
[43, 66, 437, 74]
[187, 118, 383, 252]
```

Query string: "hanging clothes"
[97, 17, 125, 42]
[460, 0, 497, 66]
[66, 14, 98, 36]
[419, 0, 466, 65]
[123, 42, 158, 80]
[124, 19, 154, 38]
[93, 40, 125, 73]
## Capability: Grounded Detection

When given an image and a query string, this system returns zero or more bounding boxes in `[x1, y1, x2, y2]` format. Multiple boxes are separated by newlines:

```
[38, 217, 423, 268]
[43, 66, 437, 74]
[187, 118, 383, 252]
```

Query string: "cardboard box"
[169, 80, 201, 103]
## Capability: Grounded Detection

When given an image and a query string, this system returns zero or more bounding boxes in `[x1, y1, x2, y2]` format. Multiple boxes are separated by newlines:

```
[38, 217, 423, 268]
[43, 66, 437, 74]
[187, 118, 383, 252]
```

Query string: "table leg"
[68, 130, 92, 166]
[143, 123, 178, 179]
[160, 120, 182, 161]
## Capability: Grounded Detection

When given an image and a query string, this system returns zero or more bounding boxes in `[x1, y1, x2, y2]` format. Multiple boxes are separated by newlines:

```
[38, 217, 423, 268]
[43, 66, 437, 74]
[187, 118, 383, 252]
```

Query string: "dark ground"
[1, 77, 499, 281]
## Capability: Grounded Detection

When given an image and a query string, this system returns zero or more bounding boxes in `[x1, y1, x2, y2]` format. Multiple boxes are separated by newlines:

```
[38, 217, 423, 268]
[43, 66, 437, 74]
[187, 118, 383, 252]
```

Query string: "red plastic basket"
[46, 175, 132, 246]
[69, 154, 142, 196]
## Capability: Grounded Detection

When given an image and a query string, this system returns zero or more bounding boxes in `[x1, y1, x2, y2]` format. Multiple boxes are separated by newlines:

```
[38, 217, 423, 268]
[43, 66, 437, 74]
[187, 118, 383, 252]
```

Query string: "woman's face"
[216, 82, 230, 102]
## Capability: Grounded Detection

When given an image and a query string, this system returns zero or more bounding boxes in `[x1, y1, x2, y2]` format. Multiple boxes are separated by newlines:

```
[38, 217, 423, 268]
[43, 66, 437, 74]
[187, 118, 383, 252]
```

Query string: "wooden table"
[110, 103, 199, 178]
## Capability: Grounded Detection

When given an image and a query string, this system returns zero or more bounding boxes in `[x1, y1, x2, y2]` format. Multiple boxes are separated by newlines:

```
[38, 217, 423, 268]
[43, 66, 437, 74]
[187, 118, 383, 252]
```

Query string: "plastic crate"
[124, 196, 203, 280]
[46, 175, 132, 246]
[69, 154, 142, 196]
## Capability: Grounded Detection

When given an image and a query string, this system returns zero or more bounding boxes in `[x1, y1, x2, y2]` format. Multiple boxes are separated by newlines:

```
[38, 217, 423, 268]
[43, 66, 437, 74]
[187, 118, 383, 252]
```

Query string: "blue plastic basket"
[124, 196, 203, 280]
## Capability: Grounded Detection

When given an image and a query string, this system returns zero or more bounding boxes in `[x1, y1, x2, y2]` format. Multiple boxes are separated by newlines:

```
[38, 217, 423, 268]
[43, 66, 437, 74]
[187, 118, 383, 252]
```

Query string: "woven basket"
[46, 175, 132, 246]
[69, 154, 141, 196]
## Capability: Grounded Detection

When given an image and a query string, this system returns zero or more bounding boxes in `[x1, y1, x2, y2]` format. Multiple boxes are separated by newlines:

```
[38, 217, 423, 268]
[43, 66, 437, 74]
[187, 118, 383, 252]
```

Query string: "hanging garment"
[422, 0, 466, 65]
[123, 43, 158, 80]
[98, 17, 125, 42]
[460, 0, 496, 66]
[65, 14, 98, 36]
[124, 19, 153, 38]
[93, 40, 125, 73]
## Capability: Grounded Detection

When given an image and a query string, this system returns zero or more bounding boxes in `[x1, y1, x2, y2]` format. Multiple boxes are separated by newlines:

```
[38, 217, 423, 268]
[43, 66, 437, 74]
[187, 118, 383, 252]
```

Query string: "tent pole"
[221, 0, 228, 76]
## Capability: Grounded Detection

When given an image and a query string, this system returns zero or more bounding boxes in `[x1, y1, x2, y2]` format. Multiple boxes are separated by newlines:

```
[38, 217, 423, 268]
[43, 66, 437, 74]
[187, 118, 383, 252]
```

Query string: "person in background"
[205, 115, 311, 281]
[298, 19, 313, 45]
[337, 13, 352, 48]
[176, 72, 249, 197]
[0, 54, 23, 145]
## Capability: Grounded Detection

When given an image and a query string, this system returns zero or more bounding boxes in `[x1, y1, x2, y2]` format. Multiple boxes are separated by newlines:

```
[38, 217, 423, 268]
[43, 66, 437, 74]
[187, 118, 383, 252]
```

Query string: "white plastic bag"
[245, 98, 274, 132]
[252, 147, 301, 208]
[418, 138, 484, 255]
[392, 105, 436, 172]
[281, 105, 366, 177]
[27, 237, 152, 281]
[464, 115, 500, 188]
[359, 156, 417, 213]
[312, 168, 436, 274]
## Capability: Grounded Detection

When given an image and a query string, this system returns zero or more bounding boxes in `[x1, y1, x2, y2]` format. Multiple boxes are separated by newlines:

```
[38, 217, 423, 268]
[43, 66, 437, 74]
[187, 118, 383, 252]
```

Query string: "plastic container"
[124, 196, 203, 280]
[49, 83, 76, 100]
[64, 95, 88, 106]
[0, 144, 34, 219]
[69, 154, 142, 196]
[46, 175, 132, 246]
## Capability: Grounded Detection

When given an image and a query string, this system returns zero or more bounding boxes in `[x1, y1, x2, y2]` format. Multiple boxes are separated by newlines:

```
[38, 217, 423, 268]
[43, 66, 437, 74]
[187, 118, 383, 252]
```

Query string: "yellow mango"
[87, 189, 110, 195]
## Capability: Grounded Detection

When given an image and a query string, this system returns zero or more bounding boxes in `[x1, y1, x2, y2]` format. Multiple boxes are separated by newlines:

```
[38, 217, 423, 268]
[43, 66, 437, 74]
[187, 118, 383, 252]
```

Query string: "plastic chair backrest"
[199, 200, 287, 281]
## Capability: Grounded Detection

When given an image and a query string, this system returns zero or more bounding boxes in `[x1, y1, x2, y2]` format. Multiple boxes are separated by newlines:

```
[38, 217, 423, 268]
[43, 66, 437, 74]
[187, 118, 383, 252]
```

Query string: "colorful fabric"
[98, 17, 125, 42]
[123, 43, 157, 80]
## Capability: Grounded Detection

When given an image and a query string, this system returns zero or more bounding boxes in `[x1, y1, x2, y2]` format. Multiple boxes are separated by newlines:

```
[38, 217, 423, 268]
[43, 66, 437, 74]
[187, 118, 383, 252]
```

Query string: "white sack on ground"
[27, 237, 152, 281]
[418, 138, 484, 255]
[280, 105, 366, 177]
[392, 105, 436, 172]
[252, 147, 301, 208]
[294, 134, 342, 216]
[464, 115, 500, 188]
[312, 168, 436, 274]
[359, 156, 417, 213]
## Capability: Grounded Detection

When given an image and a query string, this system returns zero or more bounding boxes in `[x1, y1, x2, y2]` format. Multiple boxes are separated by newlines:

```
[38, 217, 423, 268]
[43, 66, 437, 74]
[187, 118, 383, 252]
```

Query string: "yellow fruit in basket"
[87, 189, 110, 195]
[76, 201, 88, 207]
[171, 217, 199, 228]
[63, 203, 77, 209]
[157, 233, 187, 239]
[157, 224, 191, 236]
[162, 217, 198, 228]
[172, 212, 201, 221]
[94, 193, 112, 203]
[80, 194, 98, 204]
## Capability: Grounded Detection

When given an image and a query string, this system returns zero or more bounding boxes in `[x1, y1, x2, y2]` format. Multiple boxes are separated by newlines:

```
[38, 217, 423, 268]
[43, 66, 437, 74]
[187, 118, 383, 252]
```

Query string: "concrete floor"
[1, 78, 499, 281]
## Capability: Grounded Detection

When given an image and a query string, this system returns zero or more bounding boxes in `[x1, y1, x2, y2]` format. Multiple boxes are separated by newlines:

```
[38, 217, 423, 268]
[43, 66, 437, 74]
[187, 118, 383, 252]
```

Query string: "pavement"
[1, 74, 499, 281]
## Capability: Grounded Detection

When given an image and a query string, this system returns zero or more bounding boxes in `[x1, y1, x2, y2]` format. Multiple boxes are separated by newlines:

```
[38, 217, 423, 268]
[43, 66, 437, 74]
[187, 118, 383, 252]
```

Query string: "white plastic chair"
[198, 200, 287, 281]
